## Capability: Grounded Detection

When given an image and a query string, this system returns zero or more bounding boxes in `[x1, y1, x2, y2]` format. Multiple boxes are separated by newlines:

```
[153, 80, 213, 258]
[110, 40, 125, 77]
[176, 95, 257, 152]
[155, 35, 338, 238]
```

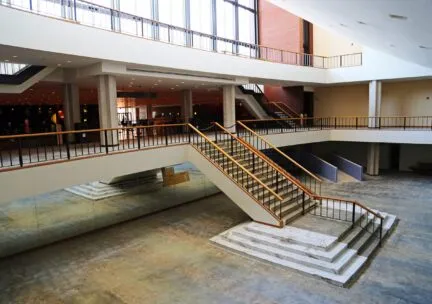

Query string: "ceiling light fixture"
[67, 60, 72, 63]
[158, 80, 162, 82]
[357, 21, 366, 25]
[419, 45, 432, 50]
[4, 59, 9, 62]
[181, 81, 185, 84]
[389, 14, 408, 20]
[12, 55, 18, 58]
[339, 23, 348, 27]
[57, 63, 62, 66]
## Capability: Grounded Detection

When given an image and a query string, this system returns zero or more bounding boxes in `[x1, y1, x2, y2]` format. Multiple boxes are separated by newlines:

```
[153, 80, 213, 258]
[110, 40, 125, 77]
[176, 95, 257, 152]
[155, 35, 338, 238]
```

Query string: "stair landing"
[211, 211, 397, 287]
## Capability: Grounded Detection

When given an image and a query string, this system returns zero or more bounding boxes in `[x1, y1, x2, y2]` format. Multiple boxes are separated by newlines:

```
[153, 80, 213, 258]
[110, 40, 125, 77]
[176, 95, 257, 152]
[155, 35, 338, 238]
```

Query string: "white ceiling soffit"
[268, 0, 432, 68]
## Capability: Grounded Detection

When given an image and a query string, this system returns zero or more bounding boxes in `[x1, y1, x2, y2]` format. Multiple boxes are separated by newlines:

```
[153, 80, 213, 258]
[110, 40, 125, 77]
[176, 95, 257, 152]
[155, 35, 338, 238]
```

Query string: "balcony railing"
[0, 0, 362, 69]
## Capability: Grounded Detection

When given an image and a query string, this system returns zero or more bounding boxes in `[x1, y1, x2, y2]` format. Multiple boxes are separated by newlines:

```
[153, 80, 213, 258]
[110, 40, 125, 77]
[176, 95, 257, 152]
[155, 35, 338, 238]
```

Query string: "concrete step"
[211, 222, 369, 286]
[221, 232, 357, 275]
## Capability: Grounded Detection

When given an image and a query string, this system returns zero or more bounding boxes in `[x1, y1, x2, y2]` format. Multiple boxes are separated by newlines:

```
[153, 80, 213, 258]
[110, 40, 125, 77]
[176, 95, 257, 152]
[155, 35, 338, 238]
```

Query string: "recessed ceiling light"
[181, 81, 185, 84]
[5, 59, 9, 62]
[12, 55, 18, 58]
[67, 60, 72, 63]
[175, 85, 179, 87]
[131, 78, 135, 81]
[154, 83, 159, 86]
[339, 23, 348, 27]
[357, 21, 366, 25]
[389, 14, 408, 20]
[419, 45, 432, 50]
[390, 44, 396, 48]
[171, 88, 174, 90]
[158, 79, 162, 82]
[57, 63, 62, 67]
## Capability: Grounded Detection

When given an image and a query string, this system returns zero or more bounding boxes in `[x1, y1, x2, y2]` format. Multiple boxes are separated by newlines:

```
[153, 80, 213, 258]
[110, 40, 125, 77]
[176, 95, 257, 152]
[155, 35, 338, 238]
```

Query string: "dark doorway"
[389, 144, 400, 171]
[302, 20, 313, 66]
[303, 91, 314, 118]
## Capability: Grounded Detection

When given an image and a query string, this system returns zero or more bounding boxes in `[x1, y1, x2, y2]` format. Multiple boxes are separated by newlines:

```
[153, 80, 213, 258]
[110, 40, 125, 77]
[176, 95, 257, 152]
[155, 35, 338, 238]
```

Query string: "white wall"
[313, 25, 362, 57]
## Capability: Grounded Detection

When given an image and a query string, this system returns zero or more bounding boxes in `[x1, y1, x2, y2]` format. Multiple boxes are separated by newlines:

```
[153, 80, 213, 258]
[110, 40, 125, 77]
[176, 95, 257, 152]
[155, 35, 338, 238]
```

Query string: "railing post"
[379, 218, 383, 247]
[356, 117, 358, 129]
[379, 117, 381, 129]
[188, 125, 191, 143]
[302, 192, 305, 215]
[165, 127, 169, 146]
[334, 117, 337, 129]
[18, 138, 23, 167]
[352, 204, 356, 225]
[214, 124, 218, 143]
[403, 117, 406, 130]
[320, 118, 323, 130]
[104, 130, 109, 154]
[230, 136, 234, 154]
[65, 138, 71, 160]
[137, 128, 141, 150]
[340, 55, 343, 67]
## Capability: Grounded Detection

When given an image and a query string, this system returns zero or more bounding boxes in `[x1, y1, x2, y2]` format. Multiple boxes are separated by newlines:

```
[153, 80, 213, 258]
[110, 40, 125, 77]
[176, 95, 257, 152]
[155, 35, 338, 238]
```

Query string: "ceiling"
[269, 0, 432, 68]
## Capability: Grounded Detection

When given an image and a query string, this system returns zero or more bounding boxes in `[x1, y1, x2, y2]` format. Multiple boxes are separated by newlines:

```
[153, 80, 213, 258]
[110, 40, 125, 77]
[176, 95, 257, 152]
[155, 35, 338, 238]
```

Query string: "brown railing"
[311, 196, 384, 247]
[237, 121, 322, 196]
[0, 124, 189, 169]
[188, 124, 283, 226]
[1, 1, 362, 69]
[271, 102, 300, 118]
[240, 116, 432, 135]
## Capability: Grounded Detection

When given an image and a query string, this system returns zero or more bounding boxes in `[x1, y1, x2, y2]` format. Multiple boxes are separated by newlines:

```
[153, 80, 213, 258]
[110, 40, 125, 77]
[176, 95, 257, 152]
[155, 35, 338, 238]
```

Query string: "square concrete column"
[368, 80, 382, 128]
[98, 75, 118, 146]
[223, 85, 236, 133]
[367, 143, 380, 176]
[63, 84, 81, 131]
[182, 90, 193, 123]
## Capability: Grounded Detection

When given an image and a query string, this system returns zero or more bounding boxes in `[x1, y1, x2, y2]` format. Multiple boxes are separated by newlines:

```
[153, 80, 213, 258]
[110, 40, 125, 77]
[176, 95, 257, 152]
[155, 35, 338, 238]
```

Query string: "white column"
[182, 89, 193, 123]
[368, 80, 382, 128]
[98, 75, 118, 145]
[367, 143, 380, 176]
[223, 85, 236, 133]
[367, 80, 382, 175]
[63, 83, 81, 131]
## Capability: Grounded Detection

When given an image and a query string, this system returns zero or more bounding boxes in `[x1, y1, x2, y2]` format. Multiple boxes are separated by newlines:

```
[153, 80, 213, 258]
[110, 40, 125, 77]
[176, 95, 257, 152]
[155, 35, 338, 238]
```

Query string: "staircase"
[204, 122, 397, 286]
[239, 84, 299, 129]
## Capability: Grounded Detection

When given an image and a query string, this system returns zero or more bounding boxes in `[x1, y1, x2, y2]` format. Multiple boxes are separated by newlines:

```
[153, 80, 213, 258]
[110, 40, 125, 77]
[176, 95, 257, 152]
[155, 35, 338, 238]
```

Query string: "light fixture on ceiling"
[158, 79, 162, 82]
[67, 60, 72, 63]
[389, 14, 408, 20]
[12, 55, 18, 58]
[181, 81, 185, 84]
[57, 63, 62, 66]
[390, 44, 396, 48]
[357, 21, 366, 25]
[339, 23, 348, 27]
[171, 88, 174, 90]
[4, 59, 9, 62]
[419, 45, 432, 50]
[154, 83, 159, 86]
[175, 85, 179, 87]
[131, 78, 135, 81]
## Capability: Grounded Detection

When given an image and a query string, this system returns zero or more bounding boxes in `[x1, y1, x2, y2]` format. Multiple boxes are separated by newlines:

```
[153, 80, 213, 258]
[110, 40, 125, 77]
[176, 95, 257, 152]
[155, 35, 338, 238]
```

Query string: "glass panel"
[75, 1, 112, 31]
[238, 8, 256, 56]
[119, 0, 152, 18]
[216, 0, 235, 53]
[10, 0, 31, 9]
[238, 0, 255, 9]
[190, 0, 212, 51]
[159, 0, 186, 45]
[33, 0, 62, 18]
[118, 0, 152, 37]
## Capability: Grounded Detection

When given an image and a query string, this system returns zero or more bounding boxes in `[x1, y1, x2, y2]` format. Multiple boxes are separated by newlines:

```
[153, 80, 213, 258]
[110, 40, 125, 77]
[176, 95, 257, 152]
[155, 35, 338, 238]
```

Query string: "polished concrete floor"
[0, 173, 431, 304]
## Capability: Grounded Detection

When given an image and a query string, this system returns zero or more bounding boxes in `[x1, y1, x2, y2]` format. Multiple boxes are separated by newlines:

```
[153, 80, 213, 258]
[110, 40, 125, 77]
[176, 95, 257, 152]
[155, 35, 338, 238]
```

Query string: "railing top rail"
[0, 1, 361, 68]
[237, 121, 322, 183]
[189, 124, 283, 201]
[0, 123, 188, 140]
[239, 115, 432, 123]
[315, 195, 384, 219]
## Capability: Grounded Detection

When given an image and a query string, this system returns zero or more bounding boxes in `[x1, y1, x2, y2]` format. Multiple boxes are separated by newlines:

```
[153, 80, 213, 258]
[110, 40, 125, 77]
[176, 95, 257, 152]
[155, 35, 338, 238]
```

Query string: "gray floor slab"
[0, 172, 431, 303]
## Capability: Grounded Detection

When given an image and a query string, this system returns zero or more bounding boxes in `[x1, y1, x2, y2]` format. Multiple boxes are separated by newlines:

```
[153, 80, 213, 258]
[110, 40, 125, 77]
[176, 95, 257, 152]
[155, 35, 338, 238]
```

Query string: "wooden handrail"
[214, 122, 316, 197]
[0, 123, 188, 140]
[271, 101, 300, 117]
[237, 121, 322, 183]
[314, 195, 384, 219]
[188, 124, 283, 202]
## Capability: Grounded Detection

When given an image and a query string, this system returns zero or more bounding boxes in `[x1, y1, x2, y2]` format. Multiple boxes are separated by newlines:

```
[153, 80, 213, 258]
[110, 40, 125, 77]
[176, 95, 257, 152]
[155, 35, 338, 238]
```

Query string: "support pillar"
[182, 89, 193, 123]
[368, 80, 382, 128]
[223, 85, 236, 133]
[97, 75, 118, 146]
[367, 143, 380, 176]
[63, 84, 81, 131]
[63, 84, 81, 142]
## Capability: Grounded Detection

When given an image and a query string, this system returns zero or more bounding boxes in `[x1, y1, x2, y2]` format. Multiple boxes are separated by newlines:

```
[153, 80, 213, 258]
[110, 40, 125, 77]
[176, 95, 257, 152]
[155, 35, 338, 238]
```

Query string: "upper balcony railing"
[0, 0, 362, 69]
[0, 61, 28, 75]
